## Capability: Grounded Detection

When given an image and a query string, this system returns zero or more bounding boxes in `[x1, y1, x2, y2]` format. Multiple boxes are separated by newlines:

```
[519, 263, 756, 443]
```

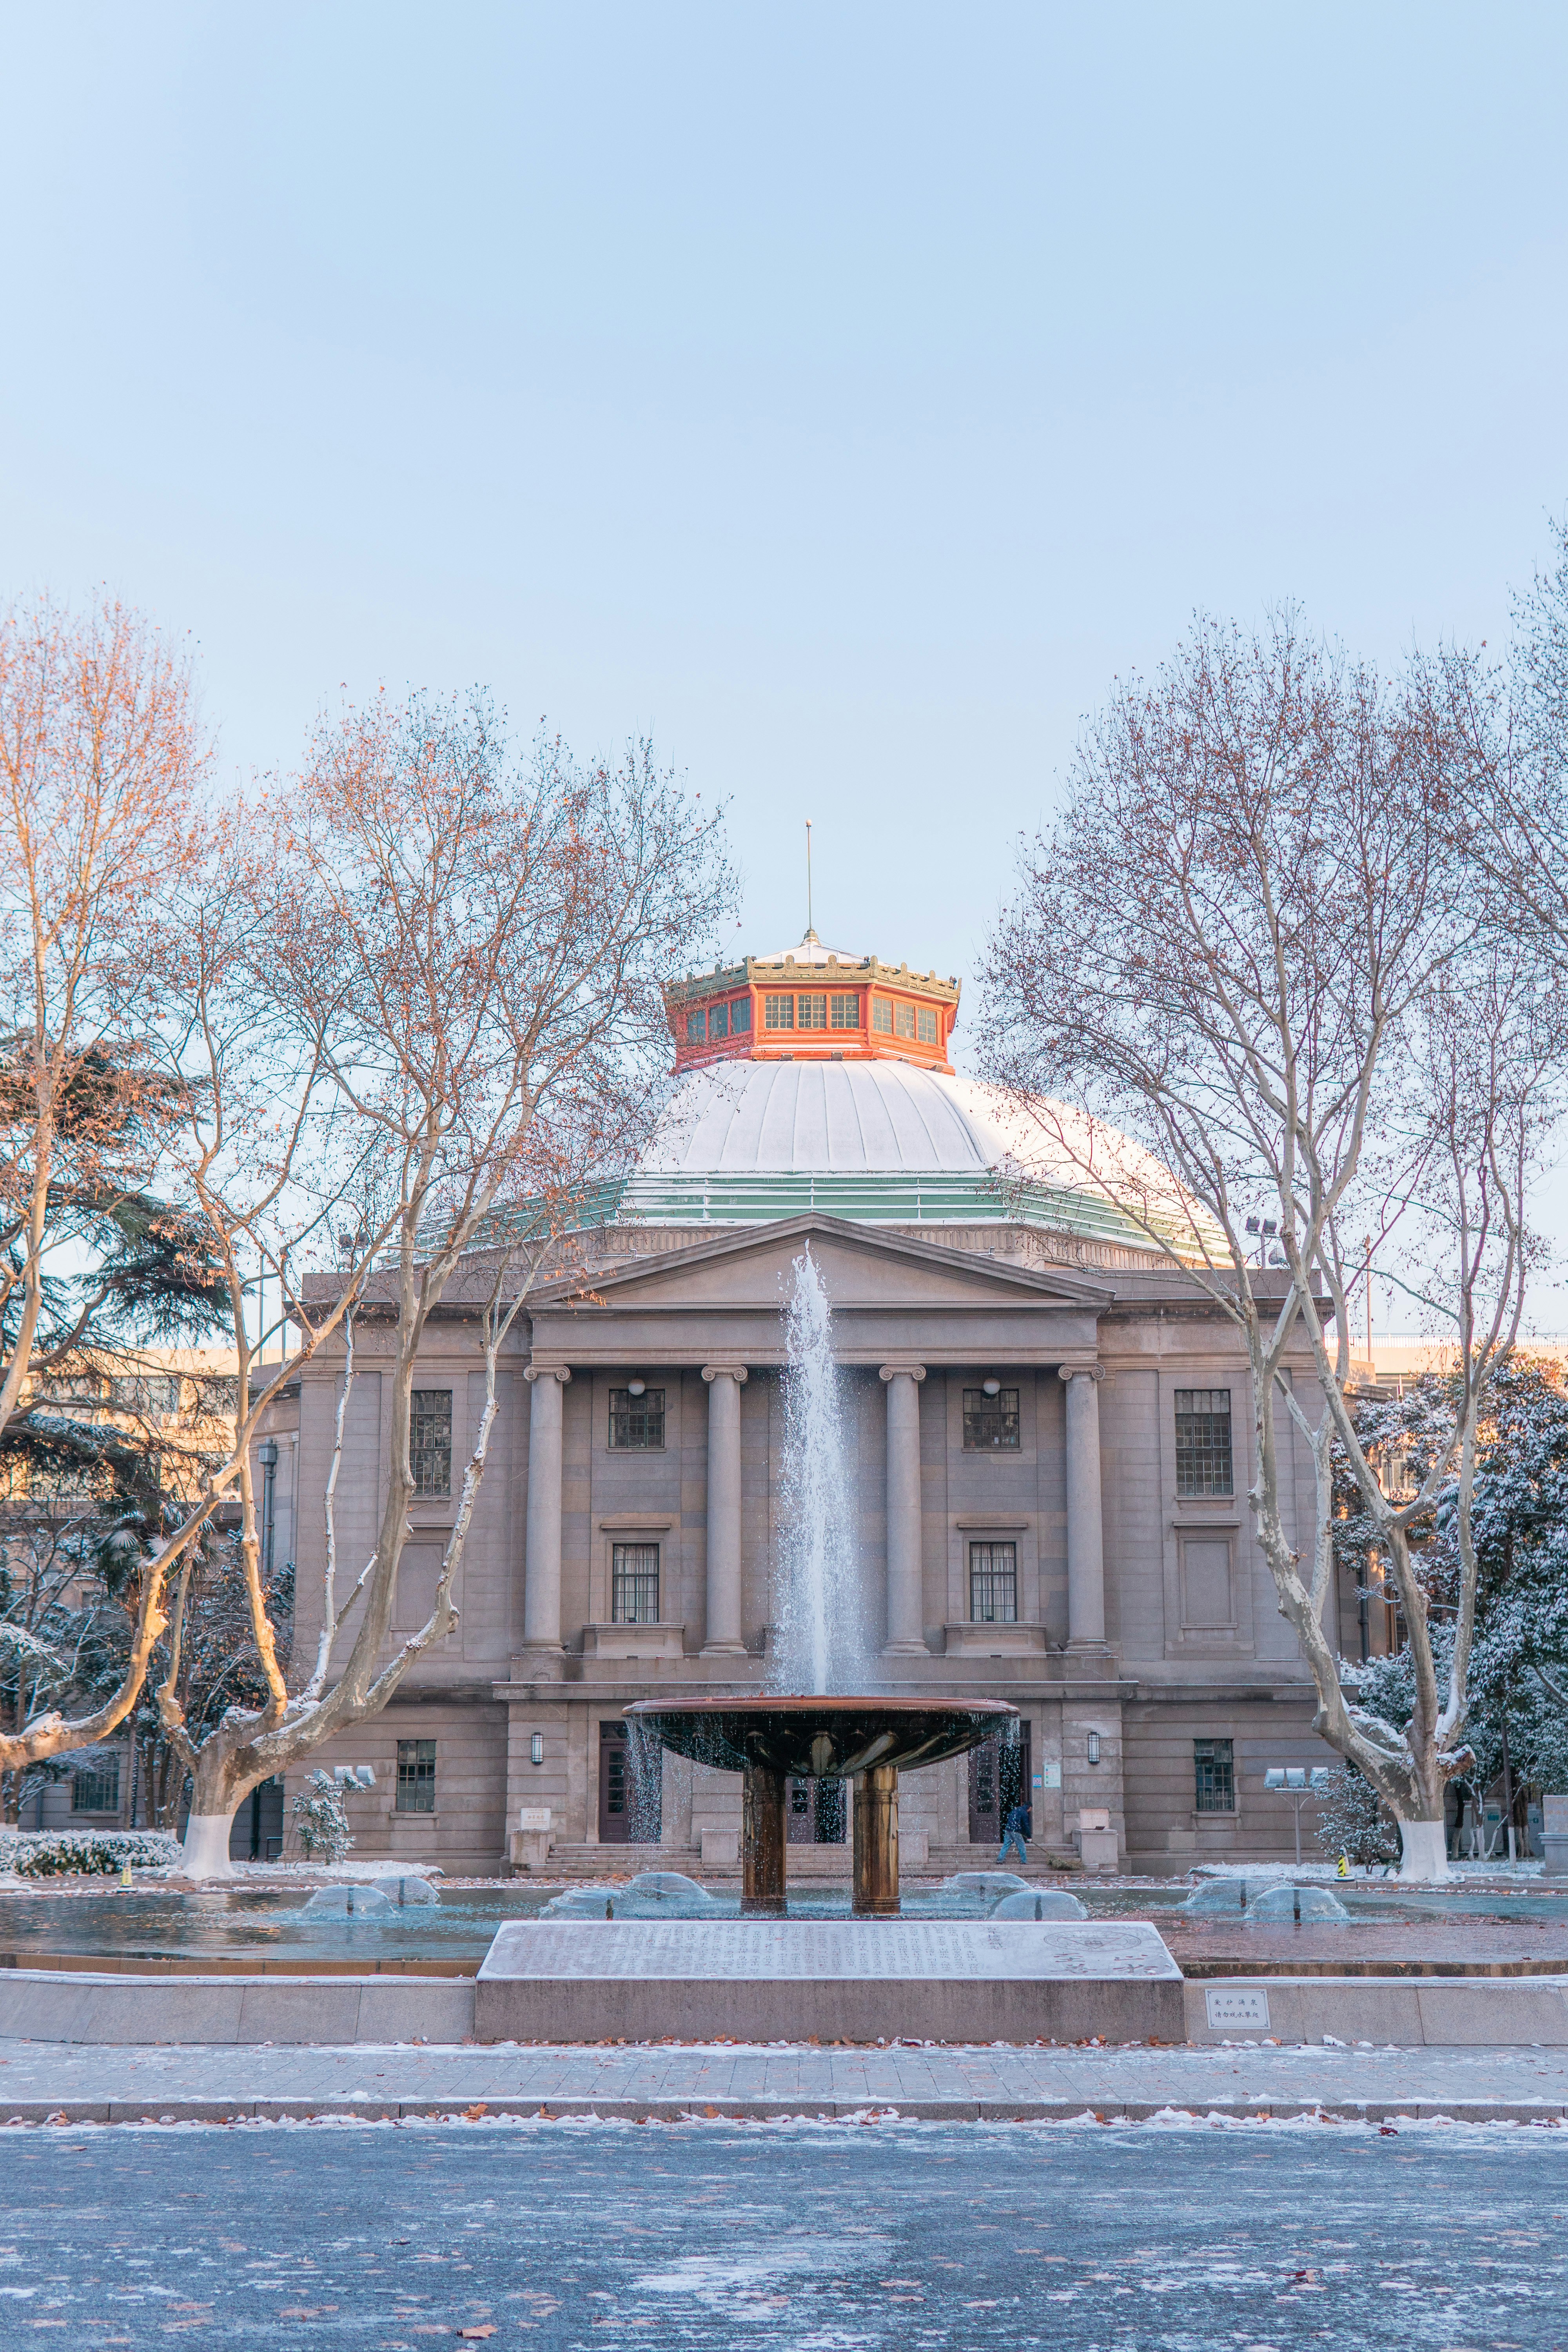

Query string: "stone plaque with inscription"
[474, 1917, 1185, 2045]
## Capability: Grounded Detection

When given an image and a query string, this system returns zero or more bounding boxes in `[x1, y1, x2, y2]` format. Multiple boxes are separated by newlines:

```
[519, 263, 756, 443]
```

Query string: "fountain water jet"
[769, 1247, 870, 1695]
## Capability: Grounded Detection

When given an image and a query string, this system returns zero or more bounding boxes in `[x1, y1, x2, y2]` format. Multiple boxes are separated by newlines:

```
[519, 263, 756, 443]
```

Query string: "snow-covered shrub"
[290, 1770, 354, 1862]
[0, 1829, 183, 1876]
[1312, 1764, 1400, 1869]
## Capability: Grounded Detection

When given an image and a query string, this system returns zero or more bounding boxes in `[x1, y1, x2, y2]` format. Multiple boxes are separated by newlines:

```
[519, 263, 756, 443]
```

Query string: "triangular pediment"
[532, 1214, 1113, 1317]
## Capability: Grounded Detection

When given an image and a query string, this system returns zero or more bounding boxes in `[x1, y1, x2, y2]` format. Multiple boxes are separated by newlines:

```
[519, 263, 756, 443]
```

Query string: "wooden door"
[968, 1729, 1031, 1843]
[599, 1722, 663, 1844]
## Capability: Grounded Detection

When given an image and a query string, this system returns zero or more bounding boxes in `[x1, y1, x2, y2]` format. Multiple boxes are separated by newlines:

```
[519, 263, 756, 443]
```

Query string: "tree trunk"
[180, 1809, 238, 1879]
[1397, 1817, 1449, 1883]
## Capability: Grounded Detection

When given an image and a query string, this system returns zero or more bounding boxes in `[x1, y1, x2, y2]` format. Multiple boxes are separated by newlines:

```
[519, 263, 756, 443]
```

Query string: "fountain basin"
[625, 1694, 1017, 1779]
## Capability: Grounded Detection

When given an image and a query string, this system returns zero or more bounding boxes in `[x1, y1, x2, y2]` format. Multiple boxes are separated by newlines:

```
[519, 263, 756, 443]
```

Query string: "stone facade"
[269, 1211, 1354, 1875]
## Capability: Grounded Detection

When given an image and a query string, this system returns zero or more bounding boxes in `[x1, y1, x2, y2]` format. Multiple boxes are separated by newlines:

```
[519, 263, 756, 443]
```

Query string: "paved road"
[0, 2116, 1563, 2348]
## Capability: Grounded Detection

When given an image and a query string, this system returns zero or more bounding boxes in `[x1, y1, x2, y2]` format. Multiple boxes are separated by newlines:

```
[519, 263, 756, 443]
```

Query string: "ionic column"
[522, 1364, 572, 1648]
[879, 1363, 927, 1656]
[701, 1364, 749, 1656]
[1060, 1365, 1106, 1648]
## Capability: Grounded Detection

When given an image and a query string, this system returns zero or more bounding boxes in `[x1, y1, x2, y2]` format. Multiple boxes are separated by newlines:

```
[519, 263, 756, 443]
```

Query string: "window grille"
[969, 1542, 1018, 1623]
[409, 1391, 452, 1496]
[1193, 1737, 1234, 1812]
[71, 1755, 120, 1813]
[685, 1007, 706, 1042]
[730, 998, 752, 1033]
[612, 1542, 660, 1624]
[797, 993, 827, 1030]
[608, 1387, 665, 1449]
[894, 1000, 916, 1039]
[830, 992, 860, 1029]
[1175, 1388, 1232, 1496]
[764, 993, 794, 1029]
[396, 1738, 437, 1813]
[917, 1005, 938, 1043]
[708, 1001, 728, 1041]
[871, 997, 892, 1033]
[963, 1386, 1020, 1450]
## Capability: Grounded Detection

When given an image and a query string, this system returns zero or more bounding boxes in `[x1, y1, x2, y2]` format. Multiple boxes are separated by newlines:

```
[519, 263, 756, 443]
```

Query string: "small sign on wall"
[517, 1808, 551, 1831]
[1204, 1984, 1270, 2031]
[1036, 1760, 1062, 1789]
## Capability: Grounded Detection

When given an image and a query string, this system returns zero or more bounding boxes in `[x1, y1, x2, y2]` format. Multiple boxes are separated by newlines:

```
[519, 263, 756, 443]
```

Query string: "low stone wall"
[3, 1964, 1568, 2047]
[1183, 1974, 1568, 2045]
[0, 1969, 476, 2046]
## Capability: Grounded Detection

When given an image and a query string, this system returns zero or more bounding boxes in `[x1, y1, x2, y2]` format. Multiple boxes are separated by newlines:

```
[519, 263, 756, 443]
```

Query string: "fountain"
[627, 1247, 1016, 1917]
[626, 1693, 1015, 1915]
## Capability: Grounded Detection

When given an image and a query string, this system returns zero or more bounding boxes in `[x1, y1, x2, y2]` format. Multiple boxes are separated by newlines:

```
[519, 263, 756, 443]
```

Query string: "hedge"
[0, 1829, 183, 1877]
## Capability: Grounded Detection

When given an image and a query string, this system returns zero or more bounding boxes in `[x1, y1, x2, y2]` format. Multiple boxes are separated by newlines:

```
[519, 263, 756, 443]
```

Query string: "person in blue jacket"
[998, 1797, 1032, 1866]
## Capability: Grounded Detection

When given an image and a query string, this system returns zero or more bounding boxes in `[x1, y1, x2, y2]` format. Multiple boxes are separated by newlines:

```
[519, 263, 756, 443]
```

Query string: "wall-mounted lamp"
[1087, 1730, 1101, 1766]
[627, 1378, 646, 1397]
[530, 1733, 544, 1767]
[982, 1377, 1001, 1397]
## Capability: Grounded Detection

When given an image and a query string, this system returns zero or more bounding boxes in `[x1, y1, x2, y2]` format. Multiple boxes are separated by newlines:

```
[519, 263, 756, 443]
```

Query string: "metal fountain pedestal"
[625, 1695, 1018, 1916]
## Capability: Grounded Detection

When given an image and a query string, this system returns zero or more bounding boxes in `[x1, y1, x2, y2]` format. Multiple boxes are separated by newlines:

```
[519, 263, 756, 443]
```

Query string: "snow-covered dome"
[613, 1058, 1205, 1256]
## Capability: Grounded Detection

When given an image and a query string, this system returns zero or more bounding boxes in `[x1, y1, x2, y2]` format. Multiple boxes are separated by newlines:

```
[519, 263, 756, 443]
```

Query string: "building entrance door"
[598, 1722, 663, 1844]
[786, 1777, 846, 1843]
[967, 1726, 1031, 1845]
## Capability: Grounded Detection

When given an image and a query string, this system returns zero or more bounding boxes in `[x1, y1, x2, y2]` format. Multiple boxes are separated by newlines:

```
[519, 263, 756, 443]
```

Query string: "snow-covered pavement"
[4, 2034, 1568, 2122]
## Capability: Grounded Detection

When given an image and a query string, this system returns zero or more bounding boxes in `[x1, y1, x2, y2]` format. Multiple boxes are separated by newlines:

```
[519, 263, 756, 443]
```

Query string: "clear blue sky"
[5, 2, 1568, 1313]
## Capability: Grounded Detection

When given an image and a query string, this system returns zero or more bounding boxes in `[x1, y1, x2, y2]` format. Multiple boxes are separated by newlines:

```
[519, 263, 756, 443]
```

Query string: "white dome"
[641, 1060, 1186, 1209]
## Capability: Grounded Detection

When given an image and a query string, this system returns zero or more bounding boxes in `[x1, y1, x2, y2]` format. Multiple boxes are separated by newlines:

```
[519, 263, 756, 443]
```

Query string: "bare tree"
[982, 611, 1558, 1880]
[160, 695, 730, 1875]
[0, 593, 232, 1780]
[1432, 510, 1568, 955]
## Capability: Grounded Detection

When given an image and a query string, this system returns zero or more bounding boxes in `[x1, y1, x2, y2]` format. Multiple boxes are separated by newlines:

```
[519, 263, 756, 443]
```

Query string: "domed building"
[271, 935, 1344, 1876]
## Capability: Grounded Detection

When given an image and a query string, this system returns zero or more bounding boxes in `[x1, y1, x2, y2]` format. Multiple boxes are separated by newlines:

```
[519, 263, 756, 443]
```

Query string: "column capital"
[1057, 1363, 1104, 1383]
[523, 1363, 573, 1386]
[701, 1363, 750, 1385]
[878, 1363, 927, 1383]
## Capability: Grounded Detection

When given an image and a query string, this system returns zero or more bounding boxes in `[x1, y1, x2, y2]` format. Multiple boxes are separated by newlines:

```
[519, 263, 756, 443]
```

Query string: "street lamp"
[1264, 1765, 1332, 1866]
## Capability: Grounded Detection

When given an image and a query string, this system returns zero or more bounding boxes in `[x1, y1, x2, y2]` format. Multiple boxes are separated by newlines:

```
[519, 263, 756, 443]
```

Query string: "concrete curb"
[5, 1964, 1568, 2048]
[2, 2096, 1564, 2125]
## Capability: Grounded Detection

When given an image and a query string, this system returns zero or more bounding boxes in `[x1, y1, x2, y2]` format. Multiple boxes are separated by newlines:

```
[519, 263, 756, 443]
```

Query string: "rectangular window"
[730, 997, 751, 1033]
[114, 1374, 181, 1418]
[916, 1005, 938, 1044]
[871, 997, 893, 1034]
[708, 1001, 728, 1041]
[764, 993, 794, 1030]
[409, 1390, 452, 1496]
[685, 1007, 706, 1043]
[894, 1000, 916, 1039]
[969, 1541, 1018, 1623]
[612, 1542, 660, 1624]
[1175, 1388, 1233, 1497]
[829, 992, 860, 1030]
[1193, 1737, 1235, 1813]
[396, 1738, 437, 1813]
[797, 993, 827, 1031]
[963, 1386, 1020, 1450]
[71, 1755, 120, 1813]
[608, 1386, 665, 1449]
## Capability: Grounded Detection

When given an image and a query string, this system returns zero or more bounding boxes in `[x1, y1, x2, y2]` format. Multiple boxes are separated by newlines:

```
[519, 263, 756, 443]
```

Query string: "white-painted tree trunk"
[180, 1812, 239, 1880]
[1397, 1816, 1451, 1884]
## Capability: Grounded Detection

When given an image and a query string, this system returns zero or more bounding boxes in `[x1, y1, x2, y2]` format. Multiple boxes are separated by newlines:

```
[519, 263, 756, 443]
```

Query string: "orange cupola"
[664, 929, 960, 1075]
